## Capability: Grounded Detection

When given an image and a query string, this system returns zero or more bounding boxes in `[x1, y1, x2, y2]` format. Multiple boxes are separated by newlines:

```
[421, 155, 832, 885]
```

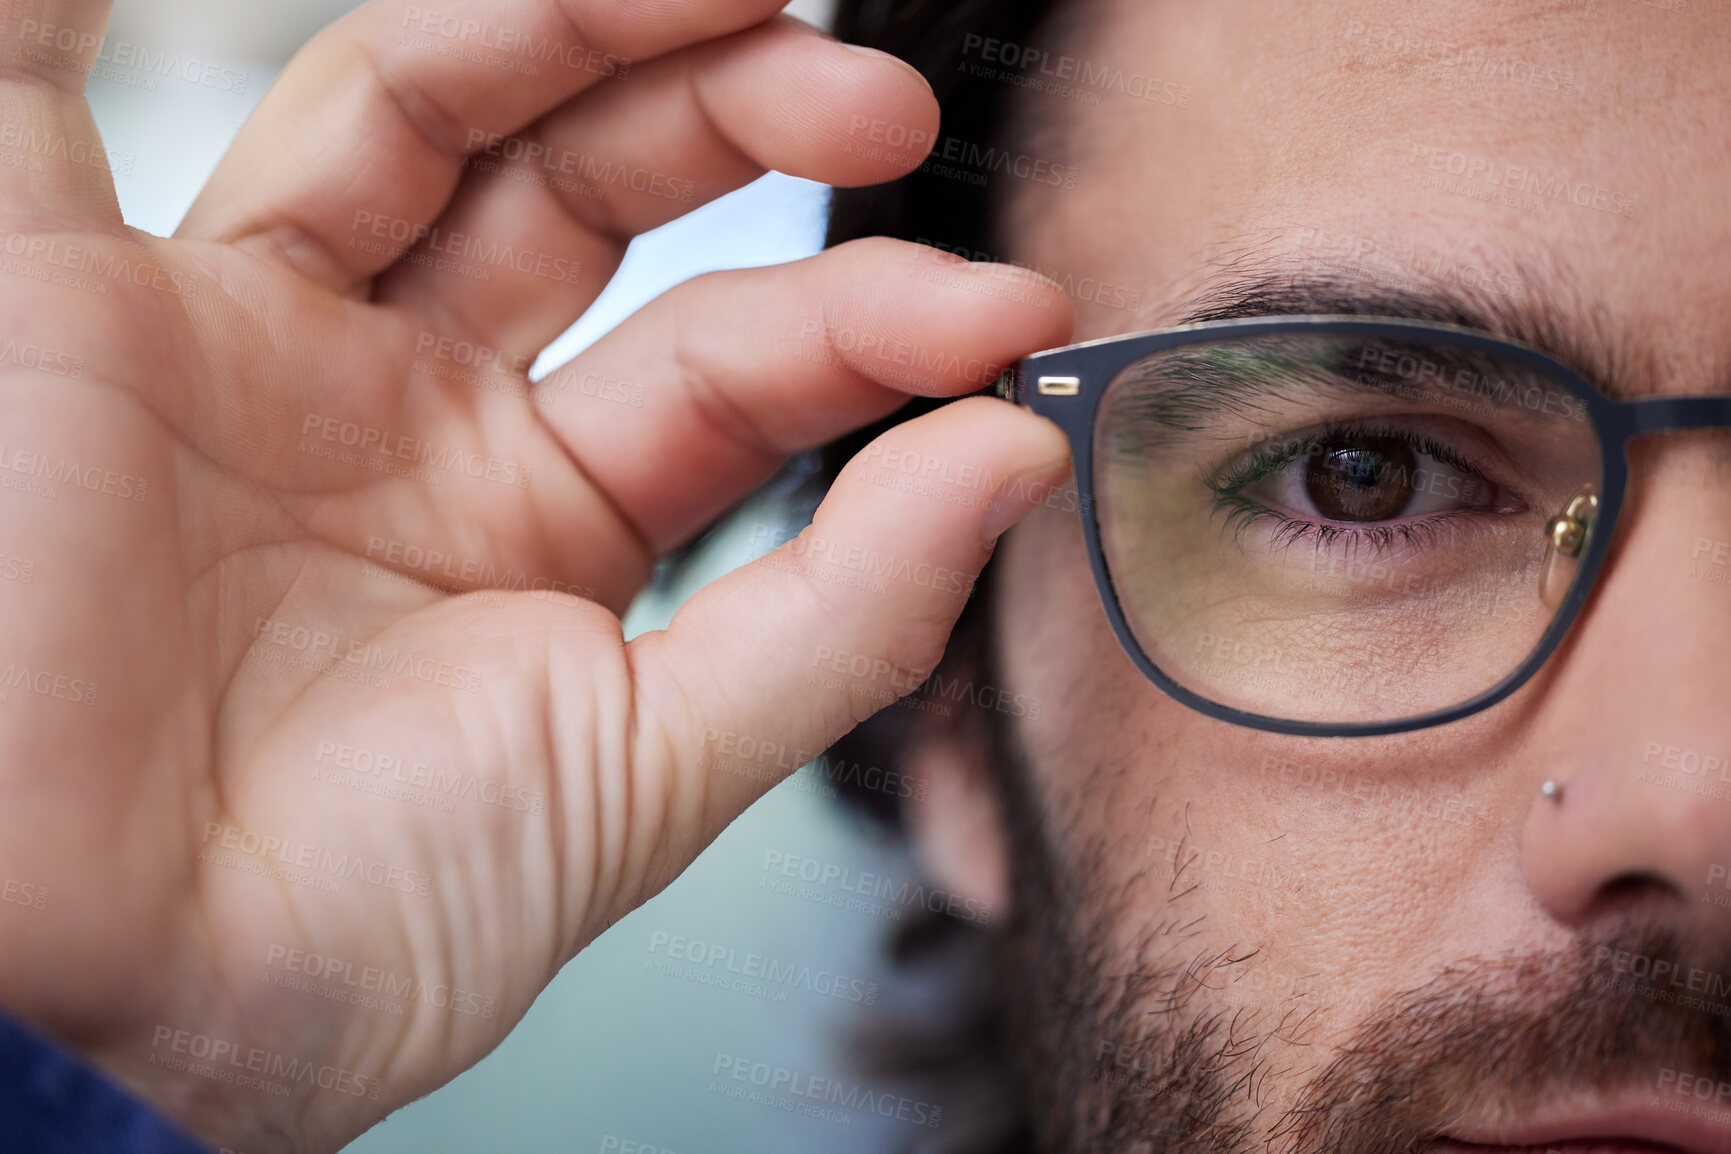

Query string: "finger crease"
[362, 38, 486, 161]
[526, 380, 659, 559]
[671, 298, 789, 463]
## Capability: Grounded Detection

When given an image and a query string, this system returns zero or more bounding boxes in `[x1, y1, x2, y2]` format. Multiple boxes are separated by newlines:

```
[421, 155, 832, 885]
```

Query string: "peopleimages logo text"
[960, 34, 1192, 107]
[712, 1054, 942, 1127]
[922, 135, 1078, 187]
[760, 849, 992, 924]
[200, 822, 433, 897]
[149, 1027, 382, 1099]
[299, 413, 532, 488]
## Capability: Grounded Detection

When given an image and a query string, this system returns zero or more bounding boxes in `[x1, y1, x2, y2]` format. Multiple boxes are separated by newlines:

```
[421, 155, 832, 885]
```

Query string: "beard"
[983, 715, 1731, 1154]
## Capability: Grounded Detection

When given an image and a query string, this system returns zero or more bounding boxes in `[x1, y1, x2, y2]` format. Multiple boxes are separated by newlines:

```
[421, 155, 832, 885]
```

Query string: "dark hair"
[827, 0, 1067, 255]
[815, 0, 1072, 828]
[805, 5, 1074, 1152]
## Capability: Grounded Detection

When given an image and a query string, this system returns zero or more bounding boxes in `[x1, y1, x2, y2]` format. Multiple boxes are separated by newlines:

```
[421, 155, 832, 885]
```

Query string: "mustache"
[1275, 916, 1731, 1154]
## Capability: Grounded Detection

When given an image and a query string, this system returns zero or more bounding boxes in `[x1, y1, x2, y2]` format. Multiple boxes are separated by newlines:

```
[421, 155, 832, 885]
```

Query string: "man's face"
[961, 1, 1731, 1150]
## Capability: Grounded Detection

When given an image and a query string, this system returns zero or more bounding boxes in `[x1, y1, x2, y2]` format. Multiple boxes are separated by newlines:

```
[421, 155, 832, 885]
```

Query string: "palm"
[0, 3, 1073, 1151]
[7, 208, 672, 1146]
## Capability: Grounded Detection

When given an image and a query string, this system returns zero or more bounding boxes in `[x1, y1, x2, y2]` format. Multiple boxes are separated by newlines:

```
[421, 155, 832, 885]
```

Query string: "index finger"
[178, 0, 926, 290]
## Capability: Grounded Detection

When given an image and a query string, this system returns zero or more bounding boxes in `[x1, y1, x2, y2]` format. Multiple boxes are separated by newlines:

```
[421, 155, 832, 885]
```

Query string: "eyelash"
[1204, 420, 1503, 554]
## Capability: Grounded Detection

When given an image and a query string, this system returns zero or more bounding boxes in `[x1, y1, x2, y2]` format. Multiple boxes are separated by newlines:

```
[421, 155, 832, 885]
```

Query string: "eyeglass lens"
[1093, 332, 1606, 725]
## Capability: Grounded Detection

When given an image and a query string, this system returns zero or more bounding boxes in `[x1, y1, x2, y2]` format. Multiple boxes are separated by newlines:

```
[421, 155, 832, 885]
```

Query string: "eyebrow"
[1100, 330, 1572, 464]
[1172, 264, 1641, 401]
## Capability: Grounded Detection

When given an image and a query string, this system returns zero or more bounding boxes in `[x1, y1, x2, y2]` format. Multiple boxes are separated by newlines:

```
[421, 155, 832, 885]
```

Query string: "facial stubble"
[988, 713, 1731, 1154]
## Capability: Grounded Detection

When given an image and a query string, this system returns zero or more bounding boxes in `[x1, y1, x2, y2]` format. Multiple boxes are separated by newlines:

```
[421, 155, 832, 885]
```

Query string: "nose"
[1521, 438, 1731, 944]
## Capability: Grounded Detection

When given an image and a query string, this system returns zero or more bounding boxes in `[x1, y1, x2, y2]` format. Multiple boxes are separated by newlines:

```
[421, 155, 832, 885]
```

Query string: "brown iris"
[1304, 436, 1417, 521]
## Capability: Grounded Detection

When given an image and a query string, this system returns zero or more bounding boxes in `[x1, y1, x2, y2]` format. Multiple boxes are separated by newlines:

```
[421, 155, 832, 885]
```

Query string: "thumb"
[615, 397, 1070, 916]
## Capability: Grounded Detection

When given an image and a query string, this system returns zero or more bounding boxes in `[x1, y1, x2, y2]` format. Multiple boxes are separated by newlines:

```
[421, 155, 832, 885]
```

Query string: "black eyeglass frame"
[999, 315, 1731, 738]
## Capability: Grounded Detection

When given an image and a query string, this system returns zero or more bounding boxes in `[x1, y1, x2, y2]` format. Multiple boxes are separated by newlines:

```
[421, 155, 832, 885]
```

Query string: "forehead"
[1007, 0, 1731, 396]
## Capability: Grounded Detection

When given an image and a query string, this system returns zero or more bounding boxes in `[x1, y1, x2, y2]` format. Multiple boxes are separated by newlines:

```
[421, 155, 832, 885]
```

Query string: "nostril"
[1591, 871, 1680, 917]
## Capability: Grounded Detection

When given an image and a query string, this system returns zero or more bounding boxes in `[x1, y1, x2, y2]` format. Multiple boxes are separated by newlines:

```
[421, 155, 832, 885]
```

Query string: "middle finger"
[374, 15, 938, 362]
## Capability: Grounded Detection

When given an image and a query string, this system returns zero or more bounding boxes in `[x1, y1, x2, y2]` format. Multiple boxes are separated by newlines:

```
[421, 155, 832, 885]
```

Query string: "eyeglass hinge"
[993, 367, 1021, 404]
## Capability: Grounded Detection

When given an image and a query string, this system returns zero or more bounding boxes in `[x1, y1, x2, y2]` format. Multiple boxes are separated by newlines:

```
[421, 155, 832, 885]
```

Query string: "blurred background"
[83, 2, 948, 1152]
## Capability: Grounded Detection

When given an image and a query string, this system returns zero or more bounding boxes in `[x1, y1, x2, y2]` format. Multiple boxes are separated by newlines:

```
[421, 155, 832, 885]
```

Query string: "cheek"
[990, 500, 1520, 1033]
[992, 501, 1274, 936]
[994, 491, 1256, 783]
[993, 499, 1172, 791]
[994, 498, 1127, 720]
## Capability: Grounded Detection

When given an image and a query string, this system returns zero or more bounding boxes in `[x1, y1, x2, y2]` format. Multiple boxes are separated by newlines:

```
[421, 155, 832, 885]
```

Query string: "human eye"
[1205, 418, 1530, 555]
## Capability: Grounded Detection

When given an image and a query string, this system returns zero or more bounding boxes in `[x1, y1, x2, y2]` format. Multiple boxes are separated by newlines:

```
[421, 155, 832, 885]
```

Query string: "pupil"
[1304, 437, 1417, 521]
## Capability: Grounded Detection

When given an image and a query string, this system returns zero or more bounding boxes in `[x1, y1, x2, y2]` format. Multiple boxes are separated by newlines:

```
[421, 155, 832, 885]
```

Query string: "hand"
[0, 1, 1073, 1150]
